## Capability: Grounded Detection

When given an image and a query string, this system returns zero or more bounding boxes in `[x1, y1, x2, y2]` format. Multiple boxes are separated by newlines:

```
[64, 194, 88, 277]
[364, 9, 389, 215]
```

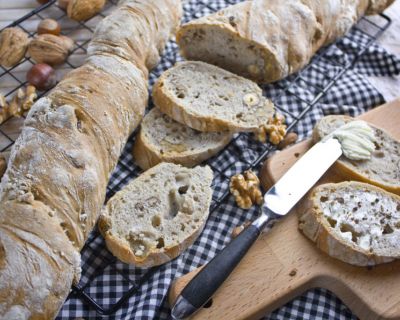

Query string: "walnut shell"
[67, 0, 106, 21]
[0, 27, 29, 68]
[28, 34, 73, 66]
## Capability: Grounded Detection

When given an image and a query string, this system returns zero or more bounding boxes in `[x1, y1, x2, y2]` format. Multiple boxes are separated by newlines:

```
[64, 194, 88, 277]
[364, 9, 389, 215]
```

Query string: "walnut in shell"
[67, 0, 106, 21]
[28, 34, 73, 66]
[0, 27, 30, 68]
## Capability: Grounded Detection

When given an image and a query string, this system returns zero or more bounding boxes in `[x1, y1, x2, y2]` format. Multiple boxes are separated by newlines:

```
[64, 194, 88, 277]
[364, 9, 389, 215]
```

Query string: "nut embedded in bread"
[98, 163, 213, 267]
[133, 108, 233, 170]
[312, 115, 400, 195]
[299, 181, 400, 266]
[152, 61, 275, 132]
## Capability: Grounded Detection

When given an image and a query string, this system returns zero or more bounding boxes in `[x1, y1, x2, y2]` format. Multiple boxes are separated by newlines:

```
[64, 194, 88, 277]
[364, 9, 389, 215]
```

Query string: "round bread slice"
[152, 61, 275, 132]
[133, 108, 232, 170]
[299, 181, 400, 266]
[313, 115, 400, 195]
[98, 163, 213, 267]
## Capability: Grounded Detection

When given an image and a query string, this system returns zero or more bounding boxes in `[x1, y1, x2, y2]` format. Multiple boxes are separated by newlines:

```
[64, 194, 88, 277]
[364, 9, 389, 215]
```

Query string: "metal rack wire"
[0, 0, 392, 316]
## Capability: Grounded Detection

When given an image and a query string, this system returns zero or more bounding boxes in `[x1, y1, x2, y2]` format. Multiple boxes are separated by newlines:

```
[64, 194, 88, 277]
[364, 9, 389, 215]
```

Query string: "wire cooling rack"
[0, 0, 392, 316]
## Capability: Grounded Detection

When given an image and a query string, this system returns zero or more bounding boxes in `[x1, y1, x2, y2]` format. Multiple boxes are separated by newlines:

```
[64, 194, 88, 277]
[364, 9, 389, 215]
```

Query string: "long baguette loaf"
[176, 0, 394, 83]
[0, 1, 182, 319]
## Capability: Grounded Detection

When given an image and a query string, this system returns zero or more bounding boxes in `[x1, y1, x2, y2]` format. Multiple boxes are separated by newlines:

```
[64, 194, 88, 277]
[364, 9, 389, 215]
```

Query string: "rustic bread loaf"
[152, 61, 275, 132]
[98, 163, 213, 267]
[0, 0, 182, 319]
[313, 115, 400, 195]
[299, 181, 400, 266]
[176, 0, 394, 83]
[133, 108, 232, 170]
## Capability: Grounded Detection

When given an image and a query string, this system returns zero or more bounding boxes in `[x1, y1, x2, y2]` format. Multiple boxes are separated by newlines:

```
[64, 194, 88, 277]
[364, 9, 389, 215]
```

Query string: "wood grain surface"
[169, 98, 400, 320]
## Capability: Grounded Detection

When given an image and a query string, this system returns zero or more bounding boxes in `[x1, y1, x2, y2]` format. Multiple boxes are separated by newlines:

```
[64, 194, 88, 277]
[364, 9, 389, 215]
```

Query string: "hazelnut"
[27, 63, 56, 91]
[67, 0, 106, 21]
[37, 19, 61, 36]
[58, 0, 71, 10]
[0, 27, 30, 68]
[28, 34, 73, 66]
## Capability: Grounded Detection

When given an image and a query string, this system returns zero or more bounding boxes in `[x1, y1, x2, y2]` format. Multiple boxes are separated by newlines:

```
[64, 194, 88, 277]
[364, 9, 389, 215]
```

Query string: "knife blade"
[171, 138, 343, 320]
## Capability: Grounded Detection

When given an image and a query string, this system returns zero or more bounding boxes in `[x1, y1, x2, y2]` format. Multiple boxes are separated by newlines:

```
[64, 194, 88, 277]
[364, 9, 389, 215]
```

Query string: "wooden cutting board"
[169, 98, 400, 320]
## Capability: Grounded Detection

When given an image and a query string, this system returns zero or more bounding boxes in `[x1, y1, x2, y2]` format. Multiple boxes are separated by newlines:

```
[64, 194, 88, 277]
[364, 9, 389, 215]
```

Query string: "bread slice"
[313, 115, 400, 195]
[299, 181, 400, 266]
[152, 61, 275, 132]
[133, 108, 232, 170]
[98, 163, 213, 267]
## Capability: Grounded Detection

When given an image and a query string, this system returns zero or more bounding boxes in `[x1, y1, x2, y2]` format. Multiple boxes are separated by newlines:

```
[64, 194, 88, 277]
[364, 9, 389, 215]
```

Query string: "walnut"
[28, 34, 73, 66]
[22, 85, 37, 111]
[0, 27, 30, 68]
[256, 113, 287, 145]
[230, 170, 263, 209]
[67, 0, 106, 21]
[0, 86, 37, 124]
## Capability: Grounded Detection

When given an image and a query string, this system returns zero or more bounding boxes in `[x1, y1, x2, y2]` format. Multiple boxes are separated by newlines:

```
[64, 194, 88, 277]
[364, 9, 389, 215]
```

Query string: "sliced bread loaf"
[133, 108, 232, 170]
[313, 115, 400, 195]
[299, 181, 400, 266]
[98, 162, 213, 267]
[152, 61, 275, 132]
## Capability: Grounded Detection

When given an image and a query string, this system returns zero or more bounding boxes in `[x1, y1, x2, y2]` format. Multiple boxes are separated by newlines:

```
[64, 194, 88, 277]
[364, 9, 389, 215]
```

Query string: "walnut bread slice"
[299, 181, 400, 266]
[133, 108, 232, 170]
[152, 61, 275, 132]
[98, 163, 213, 267]
[313, 115, 400, 195]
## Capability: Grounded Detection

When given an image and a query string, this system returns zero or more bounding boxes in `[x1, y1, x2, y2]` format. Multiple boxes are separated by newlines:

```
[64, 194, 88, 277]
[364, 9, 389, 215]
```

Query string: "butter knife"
[171, 138, 343, 320]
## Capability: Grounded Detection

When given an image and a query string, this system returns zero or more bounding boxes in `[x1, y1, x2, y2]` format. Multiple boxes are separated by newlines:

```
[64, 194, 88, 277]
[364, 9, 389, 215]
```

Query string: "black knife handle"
[175, 224, 261, 315]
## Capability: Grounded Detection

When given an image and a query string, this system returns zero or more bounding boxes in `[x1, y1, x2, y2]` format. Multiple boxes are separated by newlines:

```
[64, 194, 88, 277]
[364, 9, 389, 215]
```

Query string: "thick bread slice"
[133, 108, 232, 170]
[152, 61, 275, 132]
[299, 181, 400, 266]
[313, 115, 400, 195]
[98, 163, 213, 267]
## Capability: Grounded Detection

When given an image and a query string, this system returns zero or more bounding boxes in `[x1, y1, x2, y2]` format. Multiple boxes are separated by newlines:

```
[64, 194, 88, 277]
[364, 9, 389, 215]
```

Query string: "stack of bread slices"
[99, 60, 276, 267]
[299, 115, 400, 267]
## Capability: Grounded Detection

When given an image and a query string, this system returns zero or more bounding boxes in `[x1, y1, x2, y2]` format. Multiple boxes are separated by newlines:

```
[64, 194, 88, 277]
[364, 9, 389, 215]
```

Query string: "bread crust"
[0, 0, 182, 318]
[176, 0, 393, 83]
[132, 110, 233, 170]
[299, 182, 400, 266]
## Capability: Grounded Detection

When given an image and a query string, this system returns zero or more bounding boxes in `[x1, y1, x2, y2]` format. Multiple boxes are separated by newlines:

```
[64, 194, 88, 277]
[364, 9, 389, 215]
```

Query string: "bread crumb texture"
[99, 163, 213, 267]
[299, 182, 400, 266]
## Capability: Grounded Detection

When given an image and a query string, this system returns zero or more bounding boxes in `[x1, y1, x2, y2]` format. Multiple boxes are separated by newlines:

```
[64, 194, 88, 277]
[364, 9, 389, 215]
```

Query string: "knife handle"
[171, 223, 262, 319]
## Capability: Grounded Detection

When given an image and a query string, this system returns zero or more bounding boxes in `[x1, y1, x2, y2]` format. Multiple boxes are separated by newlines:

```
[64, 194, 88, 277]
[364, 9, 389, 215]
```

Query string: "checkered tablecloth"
[57, 1, 400, 319]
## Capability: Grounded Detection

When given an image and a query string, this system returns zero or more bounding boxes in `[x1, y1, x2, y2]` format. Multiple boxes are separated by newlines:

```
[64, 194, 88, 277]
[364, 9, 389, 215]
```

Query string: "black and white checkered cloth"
[57, 1, 400, 319]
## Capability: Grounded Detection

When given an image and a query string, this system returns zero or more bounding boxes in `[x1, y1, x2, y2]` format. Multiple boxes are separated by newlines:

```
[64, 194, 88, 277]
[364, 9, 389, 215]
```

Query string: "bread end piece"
[0, 201, 80, 319]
